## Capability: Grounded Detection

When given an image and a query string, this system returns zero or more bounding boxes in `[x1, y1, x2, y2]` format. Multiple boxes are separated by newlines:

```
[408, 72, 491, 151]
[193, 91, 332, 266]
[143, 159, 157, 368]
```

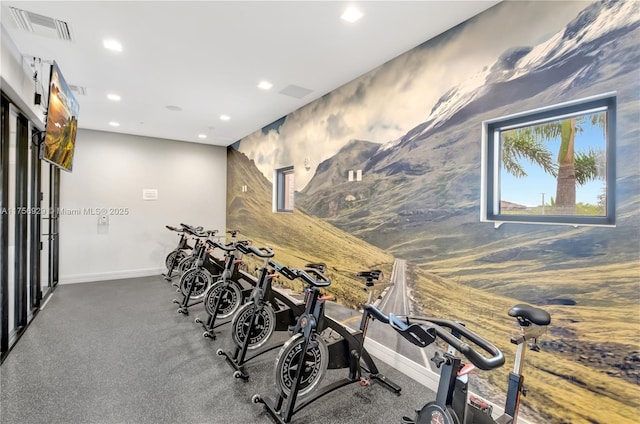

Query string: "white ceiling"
[1, 1, 499, 147]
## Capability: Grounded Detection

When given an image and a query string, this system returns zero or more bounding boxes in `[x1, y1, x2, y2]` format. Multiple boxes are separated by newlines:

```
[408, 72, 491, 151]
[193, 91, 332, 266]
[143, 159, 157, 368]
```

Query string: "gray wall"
[59, 129, 226, 283]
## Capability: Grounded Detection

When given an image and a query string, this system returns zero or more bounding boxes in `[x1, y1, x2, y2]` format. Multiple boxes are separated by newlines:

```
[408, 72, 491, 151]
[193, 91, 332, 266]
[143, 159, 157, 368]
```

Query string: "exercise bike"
[162, 223, 200, 281]
[172, 230, 224, 315]
[173, 227, 218, 277]
[365, 302, 550, 424]
[253, 268, 402, 424]
[217, 246, 304, 380]
[194, 232, 256, 339]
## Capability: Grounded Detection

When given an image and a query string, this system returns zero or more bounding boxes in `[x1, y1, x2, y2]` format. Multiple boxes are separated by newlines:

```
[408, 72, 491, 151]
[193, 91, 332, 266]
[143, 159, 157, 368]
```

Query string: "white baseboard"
[364, 337, 440, 391]
[59, 267, 165, 284]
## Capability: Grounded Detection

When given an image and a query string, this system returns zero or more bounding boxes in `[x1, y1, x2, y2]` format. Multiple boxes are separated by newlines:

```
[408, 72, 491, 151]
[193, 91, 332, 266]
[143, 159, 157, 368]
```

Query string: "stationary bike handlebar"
[180, 223, 215, 238]
[364, 305, 436, 348]
[206, 239, 235, 252]
[270, 263, 331, 288]
[357, 270, 383, 281]
[296, 267, 331, 288]
[182, 227, 200, 236]
[179, 223, 204, 233]
[236, 244, 274, 258]
[304, 262, 327, 273]
[412, 316, 505, 371]
[278, 267, 331, 287]
[365, 304, 503, 371]
[195, 230, 216, 238]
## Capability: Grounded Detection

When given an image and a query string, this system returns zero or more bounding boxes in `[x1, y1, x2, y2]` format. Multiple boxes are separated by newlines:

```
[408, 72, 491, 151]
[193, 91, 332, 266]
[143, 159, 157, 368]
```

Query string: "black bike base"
[172, 298, 204, 315]
[494, 414, 514, 424]
[257, 396, 288, 424]
[194, 316, 232, 339]
[257, 373, 401, 423]
[161, 272, 178, 281]
[370, 373, 402, 394]
[219, 349, 250, 380]
[219, 343, 285, 381]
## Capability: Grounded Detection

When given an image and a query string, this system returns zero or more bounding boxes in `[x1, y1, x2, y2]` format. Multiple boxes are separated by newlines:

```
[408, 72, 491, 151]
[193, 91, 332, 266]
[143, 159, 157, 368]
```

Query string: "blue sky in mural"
[500, 114, 607, 207]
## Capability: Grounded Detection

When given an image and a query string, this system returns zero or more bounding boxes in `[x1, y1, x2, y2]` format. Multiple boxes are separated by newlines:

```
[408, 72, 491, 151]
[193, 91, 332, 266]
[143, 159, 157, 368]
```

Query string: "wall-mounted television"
[41, 61, 79, 172]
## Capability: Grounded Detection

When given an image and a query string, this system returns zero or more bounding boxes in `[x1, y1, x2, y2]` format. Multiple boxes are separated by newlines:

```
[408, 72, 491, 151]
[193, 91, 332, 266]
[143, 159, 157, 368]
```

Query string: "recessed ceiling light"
[258, 81, 273, 90]
[341, 6, 363, 23]
[107, 93, 121, 101]
[198, 134, 207, 139]
[166, 105, 182, 111]
[103, 39, 123, 52]
[219, 115, 231, 121]
[109, 121, 120, 127]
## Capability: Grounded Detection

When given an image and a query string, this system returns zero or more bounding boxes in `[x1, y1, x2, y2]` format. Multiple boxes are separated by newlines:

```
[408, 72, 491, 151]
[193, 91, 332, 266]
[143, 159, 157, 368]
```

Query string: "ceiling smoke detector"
[8, 7, 73, 42]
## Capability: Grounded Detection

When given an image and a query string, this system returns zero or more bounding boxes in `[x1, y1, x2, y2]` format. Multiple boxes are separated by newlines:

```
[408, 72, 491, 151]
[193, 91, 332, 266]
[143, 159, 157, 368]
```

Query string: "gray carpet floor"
[0, 276, 434, 424]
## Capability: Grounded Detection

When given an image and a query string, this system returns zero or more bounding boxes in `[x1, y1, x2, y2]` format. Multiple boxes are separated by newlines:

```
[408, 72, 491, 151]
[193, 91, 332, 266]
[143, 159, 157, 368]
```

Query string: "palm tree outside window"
[481, 94, 616, 227]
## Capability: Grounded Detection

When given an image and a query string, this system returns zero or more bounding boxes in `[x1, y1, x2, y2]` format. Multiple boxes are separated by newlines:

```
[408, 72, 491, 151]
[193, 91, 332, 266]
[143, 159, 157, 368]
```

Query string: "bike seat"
[508, 304, 551, 326]
[165, 225, 179, 231]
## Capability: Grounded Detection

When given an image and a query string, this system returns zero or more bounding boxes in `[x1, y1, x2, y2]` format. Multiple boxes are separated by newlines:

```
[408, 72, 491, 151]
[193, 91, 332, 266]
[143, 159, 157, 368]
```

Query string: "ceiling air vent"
[68, 85, 87, 96]
[279, 85, 313, 99]
[8, 7, 73, 42]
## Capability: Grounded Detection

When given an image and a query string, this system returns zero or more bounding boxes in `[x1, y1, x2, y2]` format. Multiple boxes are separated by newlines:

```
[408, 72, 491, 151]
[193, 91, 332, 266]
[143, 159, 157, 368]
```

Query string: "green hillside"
[226, 148, 394, 307]
[227, 147, 640, 424]
[408, 263, 640, 424]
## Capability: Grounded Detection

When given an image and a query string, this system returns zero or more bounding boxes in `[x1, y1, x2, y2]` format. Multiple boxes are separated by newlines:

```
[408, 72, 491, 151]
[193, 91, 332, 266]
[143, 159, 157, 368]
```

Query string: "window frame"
[275, 166, 294, 213]
[481, 93, 616, 228]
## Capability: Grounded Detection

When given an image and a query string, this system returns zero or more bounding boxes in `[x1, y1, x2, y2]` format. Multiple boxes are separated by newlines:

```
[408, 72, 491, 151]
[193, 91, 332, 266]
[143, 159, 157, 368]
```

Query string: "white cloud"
[237, 1, 589, 191]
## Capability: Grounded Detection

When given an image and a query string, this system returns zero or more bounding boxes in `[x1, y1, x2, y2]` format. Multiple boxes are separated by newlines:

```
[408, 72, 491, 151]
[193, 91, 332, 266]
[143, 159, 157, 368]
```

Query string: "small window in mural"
[276, 166, 294, 212]
[482, 94, 616, 227]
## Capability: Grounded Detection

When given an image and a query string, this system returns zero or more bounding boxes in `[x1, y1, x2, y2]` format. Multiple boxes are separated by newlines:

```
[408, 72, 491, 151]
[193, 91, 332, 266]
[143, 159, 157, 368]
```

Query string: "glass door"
[49, 166, 60, 288]
[1, 95, 9, 358]
[29, 122, 42, 309]
[5, 103, 19, 348]
[13, 107, 29, 335]
[1, 93, 49, 361]
[40, 162, 50, 293]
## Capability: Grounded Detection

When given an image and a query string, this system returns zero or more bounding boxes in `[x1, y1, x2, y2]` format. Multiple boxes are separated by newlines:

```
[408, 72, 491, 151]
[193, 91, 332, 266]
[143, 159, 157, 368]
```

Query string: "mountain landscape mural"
[228, 1, 639, 423]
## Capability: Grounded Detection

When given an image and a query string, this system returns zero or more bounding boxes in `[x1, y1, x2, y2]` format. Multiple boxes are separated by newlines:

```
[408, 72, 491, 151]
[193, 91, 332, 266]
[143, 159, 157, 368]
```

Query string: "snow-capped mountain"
[298, 0, 638, 230]
[513, 0, 638, 76]
[405, 0, 639, 142]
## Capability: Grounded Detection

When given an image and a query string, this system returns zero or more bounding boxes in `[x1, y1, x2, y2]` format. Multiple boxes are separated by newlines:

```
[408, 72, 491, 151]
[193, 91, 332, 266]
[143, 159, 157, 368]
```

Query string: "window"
[275, 166, 294, 212]
[481, 93, 616, 227]
[348, 169, 362, 182]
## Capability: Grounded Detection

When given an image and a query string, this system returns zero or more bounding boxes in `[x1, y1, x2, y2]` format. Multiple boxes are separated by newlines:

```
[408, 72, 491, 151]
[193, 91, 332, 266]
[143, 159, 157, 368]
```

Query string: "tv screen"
[42, 61, 79, 172]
